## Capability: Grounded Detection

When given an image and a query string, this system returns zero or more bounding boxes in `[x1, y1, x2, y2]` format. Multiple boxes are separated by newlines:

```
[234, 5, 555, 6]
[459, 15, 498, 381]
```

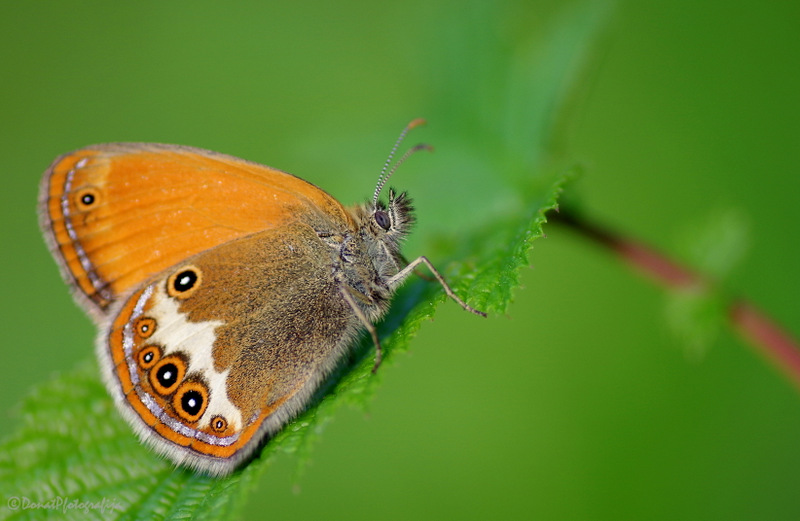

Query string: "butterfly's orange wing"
[39, 143, 353, 318]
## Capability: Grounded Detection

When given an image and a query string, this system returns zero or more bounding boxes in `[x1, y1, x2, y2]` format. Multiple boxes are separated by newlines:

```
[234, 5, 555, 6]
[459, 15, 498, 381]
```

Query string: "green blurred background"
[2, 1, 800, 519]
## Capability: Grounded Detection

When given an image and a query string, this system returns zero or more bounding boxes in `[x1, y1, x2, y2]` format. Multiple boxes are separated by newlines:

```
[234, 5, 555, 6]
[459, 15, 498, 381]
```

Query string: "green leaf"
[0, 361, 262, 520]
[1, 2, 608, 519]
[665, 208, 751, 359]
[674, 208, 750, 280]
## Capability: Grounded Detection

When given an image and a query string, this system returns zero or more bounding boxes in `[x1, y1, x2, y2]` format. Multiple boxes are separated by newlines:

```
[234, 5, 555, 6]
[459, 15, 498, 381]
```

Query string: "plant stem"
[550, 209, 800, 390]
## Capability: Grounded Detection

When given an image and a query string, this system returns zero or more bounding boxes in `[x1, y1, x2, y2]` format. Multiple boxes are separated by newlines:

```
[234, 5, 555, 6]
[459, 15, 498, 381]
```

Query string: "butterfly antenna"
[387, 143, 433, 187]
[373, 118, 427, 205]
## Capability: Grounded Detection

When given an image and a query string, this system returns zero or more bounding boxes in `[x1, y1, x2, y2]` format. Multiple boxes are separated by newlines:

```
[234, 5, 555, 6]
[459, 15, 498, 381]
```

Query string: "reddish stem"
[551, 210, 800, 390]
[730, 301, 800, 389]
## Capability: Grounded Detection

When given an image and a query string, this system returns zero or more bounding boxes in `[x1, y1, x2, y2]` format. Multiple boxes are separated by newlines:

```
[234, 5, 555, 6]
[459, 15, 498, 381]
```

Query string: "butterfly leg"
[397, 252, 433, 282]
[340, 285, 384, 373]
[388, 256, 487, 317]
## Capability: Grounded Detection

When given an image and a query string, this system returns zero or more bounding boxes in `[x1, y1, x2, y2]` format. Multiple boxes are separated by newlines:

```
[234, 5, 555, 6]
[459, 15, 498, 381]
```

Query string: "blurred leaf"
[675, 208, 750, 280]
[665, 208, 750, 359]
[0, 2, 608, 519]
[665, 288, 729, 362]
[422, 0, 611, 227]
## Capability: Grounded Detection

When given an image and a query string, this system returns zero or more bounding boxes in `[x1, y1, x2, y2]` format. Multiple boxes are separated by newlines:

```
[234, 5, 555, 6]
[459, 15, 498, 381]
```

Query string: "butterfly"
[38, 119, 485, 476]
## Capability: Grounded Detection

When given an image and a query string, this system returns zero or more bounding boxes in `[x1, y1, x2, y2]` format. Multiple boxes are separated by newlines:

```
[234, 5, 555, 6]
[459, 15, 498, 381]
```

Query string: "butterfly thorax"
[331, 190, 415, 321]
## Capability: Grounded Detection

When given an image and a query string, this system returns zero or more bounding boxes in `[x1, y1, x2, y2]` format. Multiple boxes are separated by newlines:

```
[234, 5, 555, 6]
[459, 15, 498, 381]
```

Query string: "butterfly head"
[368, 189, 415, 246]
[358, 118, 428, 255]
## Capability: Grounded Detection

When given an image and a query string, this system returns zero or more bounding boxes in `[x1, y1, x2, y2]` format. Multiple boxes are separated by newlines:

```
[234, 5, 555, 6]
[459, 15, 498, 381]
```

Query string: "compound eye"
[374, 210, 391, 230]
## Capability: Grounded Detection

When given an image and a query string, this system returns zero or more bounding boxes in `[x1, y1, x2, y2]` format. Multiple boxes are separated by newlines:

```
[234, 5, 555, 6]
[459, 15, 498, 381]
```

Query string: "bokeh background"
[2, 1, 800, 519]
